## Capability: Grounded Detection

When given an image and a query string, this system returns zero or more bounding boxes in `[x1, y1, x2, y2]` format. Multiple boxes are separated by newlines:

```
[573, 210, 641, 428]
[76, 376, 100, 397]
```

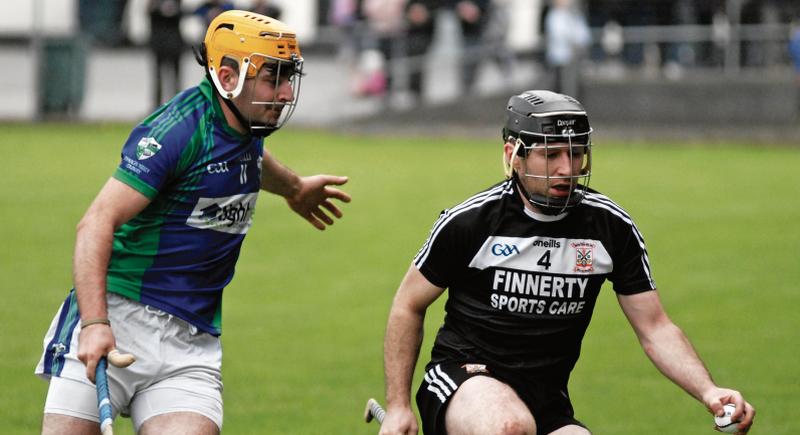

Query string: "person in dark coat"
[149, 0, 184, 108]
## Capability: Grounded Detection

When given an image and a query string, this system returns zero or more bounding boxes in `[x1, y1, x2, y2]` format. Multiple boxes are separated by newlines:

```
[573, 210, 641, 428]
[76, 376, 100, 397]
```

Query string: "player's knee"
[496, 414, 536, 435]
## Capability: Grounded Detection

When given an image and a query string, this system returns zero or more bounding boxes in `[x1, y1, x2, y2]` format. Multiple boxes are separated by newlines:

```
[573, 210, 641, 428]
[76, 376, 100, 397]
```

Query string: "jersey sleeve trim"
[614, 281, 657, 295]
[414, 181, 514, 268]
[113, 168, 159, 199]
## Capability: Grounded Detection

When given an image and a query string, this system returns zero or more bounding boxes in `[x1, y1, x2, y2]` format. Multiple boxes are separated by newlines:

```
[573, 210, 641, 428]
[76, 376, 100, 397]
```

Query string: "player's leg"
[131, 375, 223, 435]
[139, 412, 219, 435]
[445, 376, 536, 435]
[41, 414, 100, 435]
[37, 292, 129, 435]
[417, 363, 535, 435]
[40, 376, 108, 435]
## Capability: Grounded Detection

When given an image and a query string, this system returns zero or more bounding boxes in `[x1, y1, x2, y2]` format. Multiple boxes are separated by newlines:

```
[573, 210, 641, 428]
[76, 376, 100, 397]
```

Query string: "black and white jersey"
[414, 179, 656, 376]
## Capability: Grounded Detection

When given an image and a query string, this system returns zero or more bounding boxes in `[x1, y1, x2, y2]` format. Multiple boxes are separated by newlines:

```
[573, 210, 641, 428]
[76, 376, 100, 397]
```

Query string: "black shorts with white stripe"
[415, 362, 586, 435]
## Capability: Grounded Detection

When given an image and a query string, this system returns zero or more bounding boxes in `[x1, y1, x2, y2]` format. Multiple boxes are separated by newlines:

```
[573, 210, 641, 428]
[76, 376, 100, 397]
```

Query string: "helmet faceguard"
[502, 91, 593, 215]
[198, 10, 304, 137]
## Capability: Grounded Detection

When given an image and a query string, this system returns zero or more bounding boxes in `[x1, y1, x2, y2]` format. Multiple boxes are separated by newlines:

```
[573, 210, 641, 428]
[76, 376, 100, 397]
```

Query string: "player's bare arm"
[618, 290, 755, 433]
[382, 265, 444, 435]
[260, 149, 350, 230]
[74, 177, 151, 382]
[259, 148, 301, 195]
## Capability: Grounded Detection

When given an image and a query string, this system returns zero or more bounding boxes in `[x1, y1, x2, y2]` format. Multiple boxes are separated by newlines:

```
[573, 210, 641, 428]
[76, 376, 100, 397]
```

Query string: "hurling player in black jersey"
[380, 91, 755, 435]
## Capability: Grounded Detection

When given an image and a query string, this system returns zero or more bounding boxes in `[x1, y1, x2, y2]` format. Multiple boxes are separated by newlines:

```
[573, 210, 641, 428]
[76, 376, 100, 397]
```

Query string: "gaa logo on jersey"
[136, 137, 163, 160]
[570, 242, 595, 272]
[491, 243, 520, 257]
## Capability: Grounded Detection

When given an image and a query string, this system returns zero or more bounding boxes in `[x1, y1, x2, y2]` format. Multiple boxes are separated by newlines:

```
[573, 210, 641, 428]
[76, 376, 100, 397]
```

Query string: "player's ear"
[503, 141, 516, 178]
[217, 66, 240, 93]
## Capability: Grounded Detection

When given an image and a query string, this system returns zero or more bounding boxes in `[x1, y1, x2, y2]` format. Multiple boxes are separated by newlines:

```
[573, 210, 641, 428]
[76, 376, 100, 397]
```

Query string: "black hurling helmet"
[502, 90, 592, 215]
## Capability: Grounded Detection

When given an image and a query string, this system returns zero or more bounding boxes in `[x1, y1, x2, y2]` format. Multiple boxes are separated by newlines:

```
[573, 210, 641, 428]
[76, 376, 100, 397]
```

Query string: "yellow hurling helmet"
[202, 10, 303, 100]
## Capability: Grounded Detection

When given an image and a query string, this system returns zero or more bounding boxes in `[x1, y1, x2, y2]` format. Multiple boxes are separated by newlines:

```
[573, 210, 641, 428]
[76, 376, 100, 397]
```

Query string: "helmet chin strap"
[203, 67, 278, 138]
[219, 95, 277, 138]
[511, 173, 569, 216]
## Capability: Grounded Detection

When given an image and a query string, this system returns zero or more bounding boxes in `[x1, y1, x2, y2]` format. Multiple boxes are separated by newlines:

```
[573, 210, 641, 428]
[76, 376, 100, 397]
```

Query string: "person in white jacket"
[545, 0, 590, 98]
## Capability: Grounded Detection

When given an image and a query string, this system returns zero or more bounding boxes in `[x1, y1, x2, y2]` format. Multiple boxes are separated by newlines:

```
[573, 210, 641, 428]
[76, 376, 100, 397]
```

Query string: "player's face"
[516, 142, 587, 199]
[235, 61, 296, 127]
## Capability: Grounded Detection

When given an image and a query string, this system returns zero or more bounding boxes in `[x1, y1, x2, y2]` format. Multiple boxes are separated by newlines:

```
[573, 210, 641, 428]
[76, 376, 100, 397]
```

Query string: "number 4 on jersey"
[537, 250, 552, 270]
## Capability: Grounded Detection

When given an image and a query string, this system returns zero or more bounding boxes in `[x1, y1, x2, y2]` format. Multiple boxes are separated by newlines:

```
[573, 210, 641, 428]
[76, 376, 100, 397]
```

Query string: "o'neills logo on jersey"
[571, 242, 594, 272]
[532, 239, 561, 248]
[186, 193, 258, 234]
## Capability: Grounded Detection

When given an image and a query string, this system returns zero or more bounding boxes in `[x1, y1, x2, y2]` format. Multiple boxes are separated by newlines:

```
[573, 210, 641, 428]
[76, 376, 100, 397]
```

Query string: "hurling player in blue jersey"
[379, 91, 755, 435]
[36, 11, 350, 435]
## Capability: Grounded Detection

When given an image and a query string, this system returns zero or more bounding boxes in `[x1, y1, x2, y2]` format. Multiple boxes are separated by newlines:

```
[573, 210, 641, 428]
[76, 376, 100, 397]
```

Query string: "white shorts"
[35, 291, 223, 431]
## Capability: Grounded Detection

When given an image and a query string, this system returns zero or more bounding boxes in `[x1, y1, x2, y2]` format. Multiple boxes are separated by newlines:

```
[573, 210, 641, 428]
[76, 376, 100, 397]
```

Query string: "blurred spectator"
[584, 0, 613, 62]
[710, 6, 730, 67]
[195, 0, 235, 28]
[329, 0, 362, 64]
[149, 0, 184, 109]
[622, 2, 657, 65]
[545, 0, 590, 98]
[361, 0, 406, 101]
[663, 0, 698, 79]
[481, 0, 516, 81]
[450, 0, 490, 94]
[250, 0, 282, 19]
[791, 21, 800, 74]
[790, 19, 800, 110]
[330, 0, 359, 28]
[353, 48, 388, 97]
[600, 20, 624, 63]
[78, 0, 130, 46]
[742, 1, 781, 67]
[405, 0, 439, 101]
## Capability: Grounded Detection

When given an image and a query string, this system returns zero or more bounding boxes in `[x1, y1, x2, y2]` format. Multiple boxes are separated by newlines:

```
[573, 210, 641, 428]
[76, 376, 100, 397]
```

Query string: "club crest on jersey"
[571, 242, 595, 272]
[136, 137, 162, 160]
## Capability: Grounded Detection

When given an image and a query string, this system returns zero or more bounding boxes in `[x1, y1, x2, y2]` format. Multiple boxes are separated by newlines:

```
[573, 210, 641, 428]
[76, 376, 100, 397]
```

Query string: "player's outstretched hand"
[379, 408, 419, 435]
[286, 175, 350, 230]
[703, 387, 755, 434]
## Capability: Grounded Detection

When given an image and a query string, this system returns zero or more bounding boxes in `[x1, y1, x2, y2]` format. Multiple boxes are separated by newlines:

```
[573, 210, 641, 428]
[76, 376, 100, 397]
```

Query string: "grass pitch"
[1, 123, 798, 434]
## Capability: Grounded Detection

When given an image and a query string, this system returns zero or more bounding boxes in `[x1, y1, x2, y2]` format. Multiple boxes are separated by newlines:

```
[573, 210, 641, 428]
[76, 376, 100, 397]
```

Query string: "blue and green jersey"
[107, 78, 263, 336]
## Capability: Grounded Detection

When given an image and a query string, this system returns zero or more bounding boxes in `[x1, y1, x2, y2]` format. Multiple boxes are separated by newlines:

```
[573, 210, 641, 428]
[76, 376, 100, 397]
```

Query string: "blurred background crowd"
[1, 0, 799, 134]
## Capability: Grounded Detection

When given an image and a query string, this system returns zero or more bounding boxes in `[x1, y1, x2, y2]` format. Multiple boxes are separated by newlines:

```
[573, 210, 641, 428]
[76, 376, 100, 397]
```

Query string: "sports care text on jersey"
[107, 78, 264, 336]
[414, 179, 656, 375]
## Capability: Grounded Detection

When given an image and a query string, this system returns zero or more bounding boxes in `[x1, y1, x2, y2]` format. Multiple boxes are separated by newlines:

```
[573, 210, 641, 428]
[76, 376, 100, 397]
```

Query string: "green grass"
[1, 123, 798, 434]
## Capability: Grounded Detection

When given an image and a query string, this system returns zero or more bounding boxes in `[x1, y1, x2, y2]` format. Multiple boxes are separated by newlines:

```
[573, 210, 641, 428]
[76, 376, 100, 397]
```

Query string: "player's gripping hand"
[379, 407, 419, 435]
[286, 175, 351, 230]
[702, 387, 755, 434]
[77, 322, 116, 384]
